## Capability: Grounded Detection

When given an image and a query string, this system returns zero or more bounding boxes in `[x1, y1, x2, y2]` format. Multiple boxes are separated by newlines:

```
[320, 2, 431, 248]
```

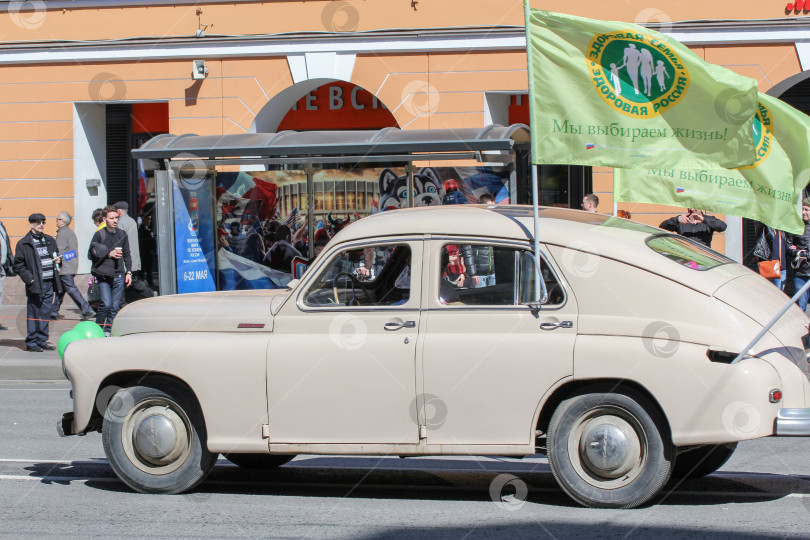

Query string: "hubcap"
[134, 414, 177, 460]
[567, 407, 646, 489]
[580, 419, 636, 479]
[120, 398, 193, 474]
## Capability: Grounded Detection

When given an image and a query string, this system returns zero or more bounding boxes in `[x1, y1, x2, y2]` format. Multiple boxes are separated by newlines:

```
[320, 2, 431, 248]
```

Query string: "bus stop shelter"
[132, 124, 531, 295]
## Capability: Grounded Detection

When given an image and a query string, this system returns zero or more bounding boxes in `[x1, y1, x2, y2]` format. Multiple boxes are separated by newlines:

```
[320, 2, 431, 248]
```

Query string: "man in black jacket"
[659, 208, 727, 248]
[12, 213, 62, 352]
[787, 198, 810, 312]
[88, 206, 132, 334]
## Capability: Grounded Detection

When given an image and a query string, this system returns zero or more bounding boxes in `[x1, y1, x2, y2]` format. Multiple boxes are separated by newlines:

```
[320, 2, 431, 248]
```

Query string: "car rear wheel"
[224, 453, 295, 469]
[547, 390, 674, 509]
[101, 379, 216, 494]
[672, 443, 737, 479]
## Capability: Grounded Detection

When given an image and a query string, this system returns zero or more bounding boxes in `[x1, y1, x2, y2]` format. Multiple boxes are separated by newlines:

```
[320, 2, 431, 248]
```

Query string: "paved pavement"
[0, 304, 76, 381]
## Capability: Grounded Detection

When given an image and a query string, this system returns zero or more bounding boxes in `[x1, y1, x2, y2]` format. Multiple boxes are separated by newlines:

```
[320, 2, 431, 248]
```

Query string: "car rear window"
[646, 235, 732, 270]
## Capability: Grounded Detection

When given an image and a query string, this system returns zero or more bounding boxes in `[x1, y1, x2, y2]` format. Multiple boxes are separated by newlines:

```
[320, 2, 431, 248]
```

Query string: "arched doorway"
[251, 80, 398, 133]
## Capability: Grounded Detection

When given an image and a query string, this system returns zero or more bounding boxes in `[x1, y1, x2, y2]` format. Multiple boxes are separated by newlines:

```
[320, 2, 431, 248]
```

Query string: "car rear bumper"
[775, 408, 810, 436]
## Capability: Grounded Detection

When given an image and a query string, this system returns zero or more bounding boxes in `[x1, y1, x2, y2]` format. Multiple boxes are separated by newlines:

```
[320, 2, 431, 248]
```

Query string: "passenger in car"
[442, 244, 466, 288]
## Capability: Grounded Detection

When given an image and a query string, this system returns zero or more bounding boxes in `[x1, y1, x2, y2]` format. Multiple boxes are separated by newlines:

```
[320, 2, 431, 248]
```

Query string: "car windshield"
[646, 235, 732, 270]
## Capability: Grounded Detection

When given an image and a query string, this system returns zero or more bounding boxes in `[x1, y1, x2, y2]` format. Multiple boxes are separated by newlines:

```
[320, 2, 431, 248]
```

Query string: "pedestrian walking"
[0, 210, 14, 330]
[88, 206, 132, 335]
[659, 208, 727, 248]
[52, 211, 94, 321]
[12, 213, 62, 352]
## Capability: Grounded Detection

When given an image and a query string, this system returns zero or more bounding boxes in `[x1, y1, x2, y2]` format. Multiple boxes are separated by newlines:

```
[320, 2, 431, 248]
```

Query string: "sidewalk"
[0, 303, 78, 381]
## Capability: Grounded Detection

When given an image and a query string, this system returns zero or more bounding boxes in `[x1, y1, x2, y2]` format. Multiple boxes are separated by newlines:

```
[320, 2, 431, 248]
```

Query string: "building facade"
[1, 0, 809, 273]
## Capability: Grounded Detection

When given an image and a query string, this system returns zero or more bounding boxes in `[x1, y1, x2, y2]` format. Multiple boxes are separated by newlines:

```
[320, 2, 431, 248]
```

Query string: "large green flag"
[615, 94, 810, 235]
[524, 7, 758, 169]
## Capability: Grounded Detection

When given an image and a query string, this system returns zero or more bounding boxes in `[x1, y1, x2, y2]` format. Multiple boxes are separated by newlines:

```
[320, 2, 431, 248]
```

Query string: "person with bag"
[753, 225, 786, 290]
[0, 210, 14, 330]
[52, 211, 94, 321]
[787, 197, 810, 312]
[88, 206, 132, 335]
[12, 213, 63, 352]
[751, 225, 787, 291]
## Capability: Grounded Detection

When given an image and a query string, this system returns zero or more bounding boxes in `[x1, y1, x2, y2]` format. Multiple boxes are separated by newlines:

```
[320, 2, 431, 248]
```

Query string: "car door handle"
[539, 321, 573, 330]
[384, 321, 416, 331]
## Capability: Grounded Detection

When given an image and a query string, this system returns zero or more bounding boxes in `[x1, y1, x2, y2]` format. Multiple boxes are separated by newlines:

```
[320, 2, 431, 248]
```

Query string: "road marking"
[0, 459, 106, 464]
[0, 474, 118, 483]
[0, 388, 68, 391]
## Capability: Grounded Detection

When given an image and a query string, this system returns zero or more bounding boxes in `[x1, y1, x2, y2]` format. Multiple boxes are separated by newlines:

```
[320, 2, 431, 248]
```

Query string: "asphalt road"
[0, 381, 809, 539]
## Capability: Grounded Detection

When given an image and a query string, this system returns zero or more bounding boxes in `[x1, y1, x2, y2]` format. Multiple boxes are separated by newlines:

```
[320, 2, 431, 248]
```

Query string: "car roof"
[333, 204, 653, 245]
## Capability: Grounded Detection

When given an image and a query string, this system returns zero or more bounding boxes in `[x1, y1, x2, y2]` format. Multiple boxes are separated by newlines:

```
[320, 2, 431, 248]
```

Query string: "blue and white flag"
[217, 249, 291, 290]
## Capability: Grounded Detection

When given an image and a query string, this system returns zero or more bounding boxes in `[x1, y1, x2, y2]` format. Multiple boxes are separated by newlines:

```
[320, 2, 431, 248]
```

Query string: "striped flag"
[285, 207, 300, 227]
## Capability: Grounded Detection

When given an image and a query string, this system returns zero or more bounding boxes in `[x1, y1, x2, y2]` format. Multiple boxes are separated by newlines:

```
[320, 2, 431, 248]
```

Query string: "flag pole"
[524, 0, 544, 301]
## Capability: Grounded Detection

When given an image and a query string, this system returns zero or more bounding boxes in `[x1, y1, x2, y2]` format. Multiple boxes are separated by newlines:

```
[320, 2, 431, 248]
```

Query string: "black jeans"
[26, 279, 54, 348]
[52, 274, 92, 317]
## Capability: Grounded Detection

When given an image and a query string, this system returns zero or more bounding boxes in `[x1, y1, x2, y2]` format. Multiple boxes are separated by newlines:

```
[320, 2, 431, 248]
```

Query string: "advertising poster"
[173, 174, 216, 293]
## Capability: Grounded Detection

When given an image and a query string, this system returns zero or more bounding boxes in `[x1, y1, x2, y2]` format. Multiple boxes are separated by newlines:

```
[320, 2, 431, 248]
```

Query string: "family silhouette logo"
[587, 31, 690, 119]
[740, 101, 773, 170]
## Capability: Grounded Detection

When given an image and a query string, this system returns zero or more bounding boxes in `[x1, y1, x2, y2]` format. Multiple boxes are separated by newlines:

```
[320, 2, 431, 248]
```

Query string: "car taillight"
[769, 389, 783, 403]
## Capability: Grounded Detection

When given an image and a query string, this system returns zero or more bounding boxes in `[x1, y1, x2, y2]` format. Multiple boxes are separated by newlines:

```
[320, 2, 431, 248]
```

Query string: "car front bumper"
[57, 412, 75, 437]
[775, 408, 810, 436]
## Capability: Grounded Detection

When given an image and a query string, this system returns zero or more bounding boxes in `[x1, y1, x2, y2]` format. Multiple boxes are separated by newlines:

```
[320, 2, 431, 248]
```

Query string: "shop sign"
[278, 81, 399, 130]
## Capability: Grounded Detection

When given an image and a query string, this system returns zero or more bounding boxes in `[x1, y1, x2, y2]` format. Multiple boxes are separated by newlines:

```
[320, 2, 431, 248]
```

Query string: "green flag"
[524, 7, 758, 169]
[615, 94, 810, 235]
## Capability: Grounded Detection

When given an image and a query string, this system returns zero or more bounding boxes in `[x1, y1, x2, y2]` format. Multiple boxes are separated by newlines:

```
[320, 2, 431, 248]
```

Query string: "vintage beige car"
[58, 205, 810, 509]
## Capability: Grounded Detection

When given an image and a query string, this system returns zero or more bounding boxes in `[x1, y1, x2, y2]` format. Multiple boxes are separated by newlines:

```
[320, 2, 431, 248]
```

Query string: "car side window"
[437, 243, 564, 306]
[304, 244, 412, 307]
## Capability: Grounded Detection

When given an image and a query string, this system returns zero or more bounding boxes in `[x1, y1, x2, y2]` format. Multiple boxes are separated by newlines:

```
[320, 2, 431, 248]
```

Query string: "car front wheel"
[101, 379, 217, 494]
[547, 390, 674, 509]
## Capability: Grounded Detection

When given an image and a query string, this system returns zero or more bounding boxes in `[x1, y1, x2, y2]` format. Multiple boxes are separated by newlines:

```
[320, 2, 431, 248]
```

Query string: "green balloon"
[58, 330, 83, 360]
[73, 321, 106, 339]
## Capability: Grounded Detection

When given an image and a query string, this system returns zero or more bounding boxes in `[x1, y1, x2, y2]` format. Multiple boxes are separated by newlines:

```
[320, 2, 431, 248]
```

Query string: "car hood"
[111, 289, 291, 336]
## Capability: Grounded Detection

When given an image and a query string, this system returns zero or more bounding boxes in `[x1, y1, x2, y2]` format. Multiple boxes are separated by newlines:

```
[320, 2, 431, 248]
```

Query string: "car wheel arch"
[535, 378, 673, 447]
[88, 371, 204, 433]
